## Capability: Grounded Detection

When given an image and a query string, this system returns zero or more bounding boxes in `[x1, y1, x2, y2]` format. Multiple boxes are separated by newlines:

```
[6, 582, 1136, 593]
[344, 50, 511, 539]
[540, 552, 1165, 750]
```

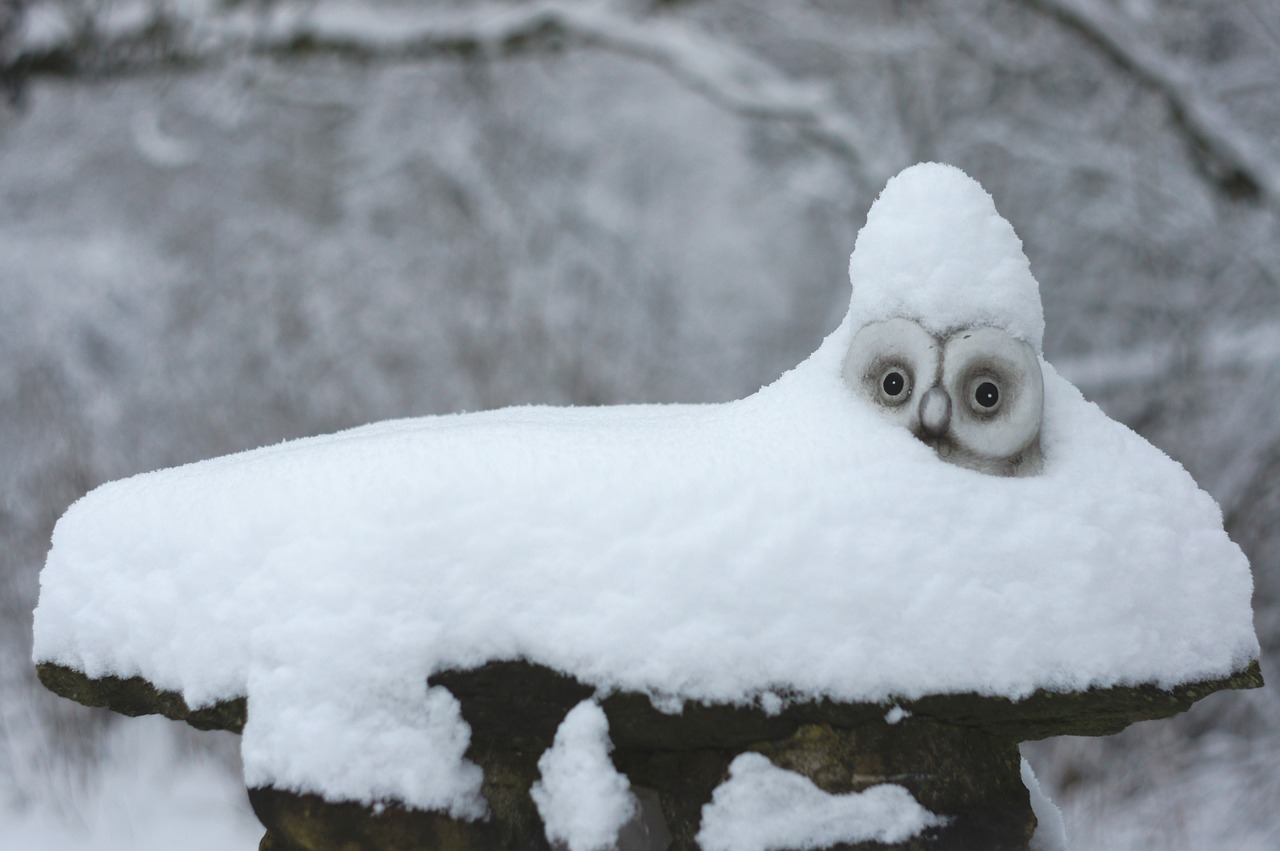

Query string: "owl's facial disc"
[842, 319, 940, 435]
[940, 327, 1044, 466]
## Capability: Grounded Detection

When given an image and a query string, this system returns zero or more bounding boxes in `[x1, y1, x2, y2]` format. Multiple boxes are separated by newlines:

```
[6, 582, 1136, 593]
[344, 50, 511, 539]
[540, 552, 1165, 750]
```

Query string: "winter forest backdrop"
[1, 0, 1278, 848]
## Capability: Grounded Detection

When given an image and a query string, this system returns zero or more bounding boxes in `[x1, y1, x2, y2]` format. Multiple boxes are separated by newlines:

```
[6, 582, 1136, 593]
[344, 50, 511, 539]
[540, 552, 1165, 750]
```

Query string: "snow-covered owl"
[842, 320, 1043, 476]
[840, 163, 1046, 476]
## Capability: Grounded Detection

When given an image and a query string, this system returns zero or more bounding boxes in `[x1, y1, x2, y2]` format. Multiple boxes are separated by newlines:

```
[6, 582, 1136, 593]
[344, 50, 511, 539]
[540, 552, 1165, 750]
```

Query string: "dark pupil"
[975, 381, 999, 408]
[882, 371, 905, 397]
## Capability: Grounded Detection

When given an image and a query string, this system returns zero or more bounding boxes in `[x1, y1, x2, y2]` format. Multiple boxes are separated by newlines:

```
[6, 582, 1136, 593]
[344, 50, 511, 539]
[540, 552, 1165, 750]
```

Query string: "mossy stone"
[36, 657, 1263, 851]
[36, 661, 246, 732]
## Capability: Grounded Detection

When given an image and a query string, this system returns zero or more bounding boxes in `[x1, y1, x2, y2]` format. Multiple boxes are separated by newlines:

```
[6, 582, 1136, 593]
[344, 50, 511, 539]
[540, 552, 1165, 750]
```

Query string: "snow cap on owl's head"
[847, 162, 1045, 354]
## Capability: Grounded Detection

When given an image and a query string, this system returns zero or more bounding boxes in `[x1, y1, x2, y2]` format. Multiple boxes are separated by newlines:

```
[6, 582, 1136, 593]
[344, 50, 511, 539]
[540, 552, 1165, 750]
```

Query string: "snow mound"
[33, 164, 1257, 811]
[696, 753, 945, 851]
[530, 701, 637, 851]
[848, 162, 1045, 352]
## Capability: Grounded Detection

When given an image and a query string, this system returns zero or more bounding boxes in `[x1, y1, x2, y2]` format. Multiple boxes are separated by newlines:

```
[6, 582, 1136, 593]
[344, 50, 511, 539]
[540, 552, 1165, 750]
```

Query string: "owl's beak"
[918, 386, 952, 439]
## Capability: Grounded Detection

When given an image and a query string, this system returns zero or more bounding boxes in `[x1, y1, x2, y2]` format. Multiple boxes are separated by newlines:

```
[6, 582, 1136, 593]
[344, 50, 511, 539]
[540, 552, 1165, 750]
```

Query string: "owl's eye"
[973, 380, 1000, 410]
[879, 367, 912, 405]
[966, 375, 1002, 414]
[843, 318, 938, 419]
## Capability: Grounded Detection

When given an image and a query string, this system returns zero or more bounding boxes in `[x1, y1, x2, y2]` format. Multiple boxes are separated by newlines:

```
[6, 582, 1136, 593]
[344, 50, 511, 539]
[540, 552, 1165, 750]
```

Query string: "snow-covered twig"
[1027, 0, 1280, 209]
[1054, 319, 1280, 391]
[13, 0, 884, 188]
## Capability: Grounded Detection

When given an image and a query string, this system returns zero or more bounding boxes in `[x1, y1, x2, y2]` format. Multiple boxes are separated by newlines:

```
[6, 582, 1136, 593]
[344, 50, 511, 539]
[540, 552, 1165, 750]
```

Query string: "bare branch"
[1054, 319, 1280, 398]
[11, 0, 883, 189]
[1027, 0, 1280, 209]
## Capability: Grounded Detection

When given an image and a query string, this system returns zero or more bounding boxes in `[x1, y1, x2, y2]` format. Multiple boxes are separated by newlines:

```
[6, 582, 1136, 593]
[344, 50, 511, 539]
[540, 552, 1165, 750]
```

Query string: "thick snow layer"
[33, 164, 1257, 810]
[696, 753, 944, 851]
[848, 163, 1045, 352]
[530, 701, 637, 851]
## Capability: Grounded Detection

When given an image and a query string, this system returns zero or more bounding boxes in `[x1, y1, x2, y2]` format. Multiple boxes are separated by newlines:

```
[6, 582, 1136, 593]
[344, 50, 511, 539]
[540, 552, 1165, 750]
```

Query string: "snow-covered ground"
[0, 717, 260, 851]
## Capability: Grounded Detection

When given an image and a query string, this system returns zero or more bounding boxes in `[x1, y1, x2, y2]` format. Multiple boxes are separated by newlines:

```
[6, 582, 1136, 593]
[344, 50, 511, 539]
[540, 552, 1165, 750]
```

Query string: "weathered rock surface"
[36, 662, 247, 732]
[36, 658, 1263, 851]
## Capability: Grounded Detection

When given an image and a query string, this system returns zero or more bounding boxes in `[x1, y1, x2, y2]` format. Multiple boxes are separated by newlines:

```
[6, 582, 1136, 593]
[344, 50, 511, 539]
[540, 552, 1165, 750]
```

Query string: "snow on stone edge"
[530, 701, 638, 851]
[1023, 758, 1070, 851]
[696, 753, 946, 851]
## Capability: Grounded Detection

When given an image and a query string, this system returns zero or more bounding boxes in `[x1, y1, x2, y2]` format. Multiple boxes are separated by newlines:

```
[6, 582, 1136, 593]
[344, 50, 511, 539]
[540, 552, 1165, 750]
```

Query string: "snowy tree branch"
[11, 0, 884, 189]
[1027, 0, 1280, 209]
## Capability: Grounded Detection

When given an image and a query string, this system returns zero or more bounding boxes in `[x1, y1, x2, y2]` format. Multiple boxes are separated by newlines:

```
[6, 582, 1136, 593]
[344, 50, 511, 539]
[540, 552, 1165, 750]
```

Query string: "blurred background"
[1, 0, 1278, 848]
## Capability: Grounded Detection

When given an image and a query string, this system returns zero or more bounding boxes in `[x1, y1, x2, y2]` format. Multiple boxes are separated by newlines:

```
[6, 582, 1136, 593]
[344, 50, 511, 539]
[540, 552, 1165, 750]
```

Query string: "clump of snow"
[696, 753, 945, 851]
[240, 679, 486, 819]
[847, 162, 1045, 352]
[884, 706, 910, 725]
[530, 701, 637, 851]
[1022, 757, 1069, 851]
[33, 163, 1258, 811]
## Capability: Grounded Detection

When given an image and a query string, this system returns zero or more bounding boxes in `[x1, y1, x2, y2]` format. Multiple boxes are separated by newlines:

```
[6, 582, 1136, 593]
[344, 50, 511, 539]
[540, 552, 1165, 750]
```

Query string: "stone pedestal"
[37, 659, 1263, 851]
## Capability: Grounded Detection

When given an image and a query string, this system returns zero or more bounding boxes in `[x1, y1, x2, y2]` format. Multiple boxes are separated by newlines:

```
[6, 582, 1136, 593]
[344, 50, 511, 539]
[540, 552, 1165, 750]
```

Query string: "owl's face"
[842, 318, 1044, 476]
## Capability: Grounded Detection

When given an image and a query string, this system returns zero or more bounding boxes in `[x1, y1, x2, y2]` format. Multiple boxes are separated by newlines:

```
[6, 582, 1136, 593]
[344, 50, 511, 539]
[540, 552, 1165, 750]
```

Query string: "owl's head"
[841, 163, 1048, 475]
[842, 318, 1044, 476]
